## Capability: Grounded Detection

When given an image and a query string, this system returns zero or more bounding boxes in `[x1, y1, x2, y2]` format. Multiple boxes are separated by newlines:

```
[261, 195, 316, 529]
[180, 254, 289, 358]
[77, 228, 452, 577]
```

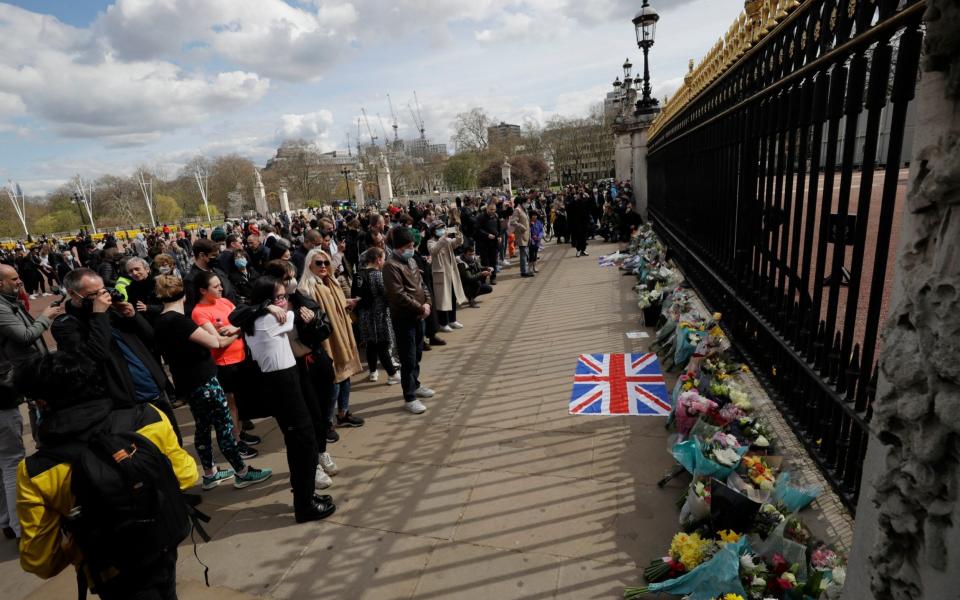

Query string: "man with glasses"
[52, 268, 182, 439]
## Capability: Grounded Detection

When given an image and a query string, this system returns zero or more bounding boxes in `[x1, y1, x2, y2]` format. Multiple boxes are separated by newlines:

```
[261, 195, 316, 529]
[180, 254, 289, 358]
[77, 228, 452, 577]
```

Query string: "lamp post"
[632, 0, 660, 114]
[341, 167, 353, 203]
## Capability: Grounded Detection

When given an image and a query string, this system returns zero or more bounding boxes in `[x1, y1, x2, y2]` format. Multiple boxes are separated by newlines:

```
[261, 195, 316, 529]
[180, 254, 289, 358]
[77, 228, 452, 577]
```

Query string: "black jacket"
[124, 276, 163, 323]
[474, 212, 500, 248]
[51, 305, 173, 407]
[229, 291, 332, 353]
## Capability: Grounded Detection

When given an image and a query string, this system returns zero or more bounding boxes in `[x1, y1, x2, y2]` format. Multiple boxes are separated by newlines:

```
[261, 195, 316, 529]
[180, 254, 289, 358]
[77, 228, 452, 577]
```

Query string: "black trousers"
[478, 242, 498, 282]
[96, 549, 177, 600]
[261, 367, 318, 511]
[391, 317, 424, 403]
[366, 341, 397, 376]
[571, 229, 588, 252]
[299, 351, 335, 454]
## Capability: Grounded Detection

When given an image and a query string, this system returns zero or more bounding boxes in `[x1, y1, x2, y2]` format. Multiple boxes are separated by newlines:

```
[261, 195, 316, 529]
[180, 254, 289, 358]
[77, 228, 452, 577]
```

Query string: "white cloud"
[277, 110, 336, 149]
[0, 4, 269, 143]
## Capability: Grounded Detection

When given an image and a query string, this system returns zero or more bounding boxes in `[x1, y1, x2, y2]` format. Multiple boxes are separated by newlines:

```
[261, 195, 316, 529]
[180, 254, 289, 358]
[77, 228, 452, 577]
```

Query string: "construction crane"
[360, 108, 378, 146]
[387, 94, 400, 142]
[356, 118, 363, 155]
[413, 90, 426, 141]
[377, 113, 390, 148]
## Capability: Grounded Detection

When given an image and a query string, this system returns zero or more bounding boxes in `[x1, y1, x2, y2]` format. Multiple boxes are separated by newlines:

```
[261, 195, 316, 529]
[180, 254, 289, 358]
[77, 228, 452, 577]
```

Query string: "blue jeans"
[518, 245, 529, 275]
[331, 378, 352, 418]
[498, 233, 507, 261]
[391, 317, 424, 403]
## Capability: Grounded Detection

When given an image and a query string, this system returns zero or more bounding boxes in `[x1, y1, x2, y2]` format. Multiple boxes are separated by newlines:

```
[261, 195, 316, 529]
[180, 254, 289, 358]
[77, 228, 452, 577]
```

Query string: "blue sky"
[0, 0, 744, 195]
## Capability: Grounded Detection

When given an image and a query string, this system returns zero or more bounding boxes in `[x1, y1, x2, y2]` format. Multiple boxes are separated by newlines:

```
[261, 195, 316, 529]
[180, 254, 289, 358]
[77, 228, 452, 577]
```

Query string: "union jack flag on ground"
[569, 353, 670, 416]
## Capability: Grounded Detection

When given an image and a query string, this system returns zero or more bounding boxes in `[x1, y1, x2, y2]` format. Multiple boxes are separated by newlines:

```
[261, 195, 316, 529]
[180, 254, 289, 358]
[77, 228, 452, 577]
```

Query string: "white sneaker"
[386, 372, 401, 385]
[503, 259, 512, 266]
[438, 325, 453, 333]
[315, 466, 333, 489]
[414, 386, 435, 398]
[319, 452, 339, 475]
[29, 294, 38, 300]
[405, 400, 427, 414]
[449, 321, 464, 329]
[368, 370, 379, 382]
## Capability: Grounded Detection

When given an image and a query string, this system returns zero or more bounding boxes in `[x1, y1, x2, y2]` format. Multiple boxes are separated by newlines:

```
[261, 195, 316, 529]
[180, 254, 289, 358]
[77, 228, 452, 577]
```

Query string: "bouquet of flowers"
[675, 390, 719, 436]
[741, 455, 778, 492]
[640, 531, 717, 585]
[679, 478, 713, 526]
[709, 432, 743, 467]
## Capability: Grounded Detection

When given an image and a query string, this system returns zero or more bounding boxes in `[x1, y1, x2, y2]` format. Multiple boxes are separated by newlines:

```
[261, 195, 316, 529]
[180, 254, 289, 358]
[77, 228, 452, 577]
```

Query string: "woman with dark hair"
[245, 276, 335, 522]
[355, 247, 400, 384]
[153, 275, 272, 491]
[191, 270, 259, 458]
[268, 238, 292, 262]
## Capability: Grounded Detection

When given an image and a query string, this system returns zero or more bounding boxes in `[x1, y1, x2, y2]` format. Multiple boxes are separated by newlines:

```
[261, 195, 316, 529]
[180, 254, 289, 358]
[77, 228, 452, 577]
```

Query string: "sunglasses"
[313, 260, 331, 267]
[321, 230, 335, 237]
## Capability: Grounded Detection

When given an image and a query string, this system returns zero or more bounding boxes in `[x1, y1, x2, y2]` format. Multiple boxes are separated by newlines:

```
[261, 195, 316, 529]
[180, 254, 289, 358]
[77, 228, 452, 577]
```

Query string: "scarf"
[306, 279, 362, 382]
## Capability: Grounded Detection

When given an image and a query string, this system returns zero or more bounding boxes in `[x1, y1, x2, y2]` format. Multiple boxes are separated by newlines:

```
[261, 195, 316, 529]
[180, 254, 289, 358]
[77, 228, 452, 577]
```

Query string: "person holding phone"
[427, 222, 465, 331]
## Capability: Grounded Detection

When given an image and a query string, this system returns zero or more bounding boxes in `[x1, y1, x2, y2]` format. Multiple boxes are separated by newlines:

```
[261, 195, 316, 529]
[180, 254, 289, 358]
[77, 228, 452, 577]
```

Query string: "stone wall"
[845, 3, 960, 599]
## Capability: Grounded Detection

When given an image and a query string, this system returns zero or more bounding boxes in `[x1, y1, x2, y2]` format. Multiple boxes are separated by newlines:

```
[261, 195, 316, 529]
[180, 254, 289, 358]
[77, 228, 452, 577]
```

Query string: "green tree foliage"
[443, 153, 480, 190]
[155, 194, 183, 222]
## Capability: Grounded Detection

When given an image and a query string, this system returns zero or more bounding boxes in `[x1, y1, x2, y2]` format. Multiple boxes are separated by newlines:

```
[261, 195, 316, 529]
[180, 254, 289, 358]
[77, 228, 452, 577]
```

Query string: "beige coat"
[427, 229, 466, 312]
[512, 206, 531, 246]
[303, 278, 363, 382]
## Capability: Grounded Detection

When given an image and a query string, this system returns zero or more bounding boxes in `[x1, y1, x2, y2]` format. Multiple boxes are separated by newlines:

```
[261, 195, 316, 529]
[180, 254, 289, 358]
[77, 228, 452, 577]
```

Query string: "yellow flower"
[717, 530, 741, 544]
[722, 594, 745, 600]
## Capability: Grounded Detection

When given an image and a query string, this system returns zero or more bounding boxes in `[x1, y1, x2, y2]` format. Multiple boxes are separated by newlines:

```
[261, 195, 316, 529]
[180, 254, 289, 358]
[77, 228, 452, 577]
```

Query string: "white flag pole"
[137, 171, 157, 228]
[74, 176, 98, 234]
[193, 165, 211, 222]
[5, 181, 29, 237]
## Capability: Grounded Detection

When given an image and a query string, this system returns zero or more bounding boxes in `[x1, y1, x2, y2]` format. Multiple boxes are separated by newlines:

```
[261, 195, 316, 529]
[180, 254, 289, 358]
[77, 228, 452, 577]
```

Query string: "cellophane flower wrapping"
[645, 538, 750, 600]
[771, 472, 821, 513]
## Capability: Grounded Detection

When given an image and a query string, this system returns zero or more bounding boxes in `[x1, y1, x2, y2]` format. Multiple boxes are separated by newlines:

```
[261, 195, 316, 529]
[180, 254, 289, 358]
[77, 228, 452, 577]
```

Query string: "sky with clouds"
[0, 0, 744, 195]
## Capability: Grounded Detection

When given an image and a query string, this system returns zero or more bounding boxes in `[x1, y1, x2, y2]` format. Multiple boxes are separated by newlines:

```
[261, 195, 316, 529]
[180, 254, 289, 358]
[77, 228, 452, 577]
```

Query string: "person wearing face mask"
[123, 257, 162, 324]
[227, 248, 258, 304]
[354, 247, 400, 385]
[152, 252, 179, 278]
[51, 268, 183, 441]
[427, 222, 466, 331]
[382, 227, 434, 414]
[474, 202, 501, 285]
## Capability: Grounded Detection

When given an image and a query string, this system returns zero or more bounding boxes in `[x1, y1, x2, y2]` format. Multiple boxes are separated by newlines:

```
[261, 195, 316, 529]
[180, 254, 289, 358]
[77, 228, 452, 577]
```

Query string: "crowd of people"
[0, 179, 637, 598]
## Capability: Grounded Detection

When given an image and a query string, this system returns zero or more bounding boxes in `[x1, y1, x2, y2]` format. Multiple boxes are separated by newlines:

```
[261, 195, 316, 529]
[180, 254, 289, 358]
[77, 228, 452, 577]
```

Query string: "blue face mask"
[401, 249, 415, 260]
[435, 229, 446, 237]
[234, 258, 248, 269]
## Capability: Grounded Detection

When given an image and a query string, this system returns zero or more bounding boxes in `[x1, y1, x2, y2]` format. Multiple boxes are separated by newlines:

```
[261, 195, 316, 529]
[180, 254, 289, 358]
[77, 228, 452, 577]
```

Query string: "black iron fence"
[647, 0, 925, 512]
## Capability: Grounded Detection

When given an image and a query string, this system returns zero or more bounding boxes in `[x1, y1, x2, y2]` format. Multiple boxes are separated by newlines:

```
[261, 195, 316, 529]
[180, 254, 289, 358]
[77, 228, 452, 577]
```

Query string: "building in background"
[487, 122, 521, 149]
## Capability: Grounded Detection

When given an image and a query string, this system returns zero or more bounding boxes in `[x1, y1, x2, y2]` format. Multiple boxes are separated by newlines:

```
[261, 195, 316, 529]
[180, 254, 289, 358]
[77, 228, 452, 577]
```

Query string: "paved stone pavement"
[1, 241, 685, 599]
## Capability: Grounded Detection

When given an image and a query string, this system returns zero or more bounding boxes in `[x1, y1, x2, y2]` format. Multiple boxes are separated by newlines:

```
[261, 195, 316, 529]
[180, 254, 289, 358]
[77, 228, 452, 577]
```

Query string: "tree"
[443, 153, 480, 191]
[155, 194, 183, 222]
[452, 108, 492, 153]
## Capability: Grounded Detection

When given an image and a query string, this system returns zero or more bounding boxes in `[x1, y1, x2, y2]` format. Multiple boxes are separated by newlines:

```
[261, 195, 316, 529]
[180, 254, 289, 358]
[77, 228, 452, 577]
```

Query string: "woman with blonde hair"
[298, 248, 364, 429]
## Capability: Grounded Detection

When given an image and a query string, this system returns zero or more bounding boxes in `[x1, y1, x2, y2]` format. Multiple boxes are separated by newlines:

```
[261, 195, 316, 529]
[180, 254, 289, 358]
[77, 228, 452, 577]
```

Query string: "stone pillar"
[279, 187, 290, 213]
[843, 6, 960, 599]
[376, 154, 393, 207]
[353, 177, 365, 206]
[501, 157, 512, 198]
[612, 112, 657, 219]
[254, 170, 268, 215]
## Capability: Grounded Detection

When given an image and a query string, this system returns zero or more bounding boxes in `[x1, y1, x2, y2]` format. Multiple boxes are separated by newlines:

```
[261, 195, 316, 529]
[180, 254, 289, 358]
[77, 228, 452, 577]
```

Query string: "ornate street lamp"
[622, 58, 633, 81]
[632, 0, 660, 113]
[340, 167, 353, 203]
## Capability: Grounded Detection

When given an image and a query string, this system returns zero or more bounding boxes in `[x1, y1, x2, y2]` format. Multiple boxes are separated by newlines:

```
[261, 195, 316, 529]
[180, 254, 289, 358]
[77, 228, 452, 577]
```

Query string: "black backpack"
[42, 411, 209, 593]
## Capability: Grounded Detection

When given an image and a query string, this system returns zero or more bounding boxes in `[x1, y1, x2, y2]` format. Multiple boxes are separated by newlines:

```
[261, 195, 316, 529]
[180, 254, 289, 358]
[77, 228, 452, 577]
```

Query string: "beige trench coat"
[427, 229, 466, 311]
